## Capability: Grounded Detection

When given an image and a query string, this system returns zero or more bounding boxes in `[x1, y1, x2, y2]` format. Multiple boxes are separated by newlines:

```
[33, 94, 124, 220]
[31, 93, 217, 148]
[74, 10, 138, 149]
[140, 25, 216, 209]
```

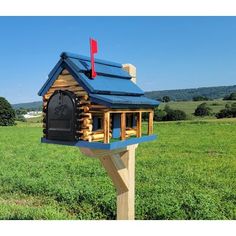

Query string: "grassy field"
[21, 99, 235, 123]
[159, 99, 235, 118]
[0, 119, 235, 219]
[25, 116, 42, 124]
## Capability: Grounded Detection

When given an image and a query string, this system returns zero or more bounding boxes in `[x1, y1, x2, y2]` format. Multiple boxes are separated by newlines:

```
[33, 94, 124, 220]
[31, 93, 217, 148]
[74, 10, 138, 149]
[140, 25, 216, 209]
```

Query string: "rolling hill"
[11, 84, 236, 110]
[145, 85, 236, 101]
[12, 101, 42, 110]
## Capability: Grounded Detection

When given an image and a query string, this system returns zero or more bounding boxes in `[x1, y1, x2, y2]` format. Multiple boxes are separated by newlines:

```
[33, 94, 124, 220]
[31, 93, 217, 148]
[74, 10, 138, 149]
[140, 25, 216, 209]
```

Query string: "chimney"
[122, 64, 136, 84]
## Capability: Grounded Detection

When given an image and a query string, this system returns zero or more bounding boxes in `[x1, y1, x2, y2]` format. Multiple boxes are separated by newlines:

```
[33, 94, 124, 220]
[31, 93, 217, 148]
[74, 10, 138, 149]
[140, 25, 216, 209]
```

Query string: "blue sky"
[0, 16, 236, 104]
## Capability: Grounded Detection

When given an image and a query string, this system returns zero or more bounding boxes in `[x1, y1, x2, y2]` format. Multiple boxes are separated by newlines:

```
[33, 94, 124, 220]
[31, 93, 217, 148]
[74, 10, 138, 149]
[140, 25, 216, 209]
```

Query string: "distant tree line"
[158, 94, 226, 103]
[192, 96, 210, 101]
[145, 85, 236, 101]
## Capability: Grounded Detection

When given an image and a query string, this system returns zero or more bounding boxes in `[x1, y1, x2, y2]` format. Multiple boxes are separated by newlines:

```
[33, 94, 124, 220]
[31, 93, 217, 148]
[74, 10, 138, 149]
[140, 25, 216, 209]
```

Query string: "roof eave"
[90, 95, 159, 109]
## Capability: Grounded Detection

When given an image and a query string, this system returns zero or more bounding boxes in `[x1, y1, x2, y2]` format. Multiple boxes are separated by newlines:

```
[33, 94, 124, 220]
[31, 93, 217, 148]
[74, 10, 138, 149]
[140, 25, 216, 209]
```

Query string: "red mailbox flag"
[90, 38, 98, 78]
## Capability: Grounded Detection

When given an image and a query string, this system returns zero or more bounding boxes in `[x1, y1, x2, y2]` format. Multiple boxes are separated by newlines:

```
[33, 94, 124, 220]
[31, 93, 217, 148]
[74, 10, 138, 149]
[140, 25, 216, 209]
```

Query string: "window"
[92, 115, 103, 131]
[126, 113, 136, 128]
[97, 117, 103, 130]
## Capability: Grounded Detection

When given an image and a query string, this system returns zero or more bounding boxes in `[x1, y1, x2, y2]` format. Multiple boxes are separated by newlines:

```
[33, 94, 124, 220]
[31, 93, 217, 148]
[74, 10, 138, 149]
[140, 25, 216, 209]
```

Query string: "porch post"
[104, 112, 110, 143]
[121, 112, 126, 140]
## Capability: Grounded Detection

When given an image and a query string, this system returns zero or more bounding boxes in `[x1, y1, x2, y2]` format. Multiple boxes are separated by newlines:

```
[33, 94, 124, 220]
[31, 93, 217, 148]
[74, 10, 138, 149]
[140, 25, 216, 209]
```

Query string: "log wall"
[42, 68, 153, 143]
[42, 69, 93, 142]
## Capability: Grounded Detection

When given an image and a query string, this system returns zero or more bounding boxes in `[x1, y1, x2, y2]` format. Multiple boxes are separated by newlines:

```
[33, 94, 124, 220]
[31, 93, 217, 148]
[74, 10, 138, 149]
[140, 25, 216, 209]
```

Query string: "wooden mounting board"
[80, 144, 138, 220]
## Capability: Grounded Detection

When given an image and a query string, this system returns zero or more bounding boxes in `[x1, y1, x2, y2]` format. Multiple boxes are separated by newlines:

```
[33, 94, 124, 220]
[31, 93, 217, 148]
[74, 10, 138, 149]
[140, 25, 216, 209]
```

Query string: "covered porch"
[91, 109, 154, 144]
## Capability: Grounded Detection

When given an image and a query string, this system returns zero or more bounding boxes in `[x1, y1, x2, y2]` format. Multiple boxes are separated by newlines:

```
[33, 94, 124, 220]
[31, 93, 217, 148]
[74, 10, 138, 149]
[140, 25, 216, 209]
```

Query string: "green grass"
[159, 99, 236, 118]
[0, 119, 235, 219]
[25, 116, 42, 124]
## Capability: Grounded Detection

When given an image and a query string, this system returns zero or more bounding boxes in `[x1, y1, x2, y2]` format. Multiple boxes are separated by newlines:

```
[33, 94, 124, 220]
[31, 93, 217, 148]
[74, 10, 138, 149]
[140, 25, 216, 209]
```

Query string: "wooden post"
[121, 112, 126, 141]
[116, 145, 136, 220]
[79, 144, 138, 220]
[99, 155, 128, 194]
[104, 112, 110, 143]
[136, 112, 142, 137]
[148, 110, 154, 135]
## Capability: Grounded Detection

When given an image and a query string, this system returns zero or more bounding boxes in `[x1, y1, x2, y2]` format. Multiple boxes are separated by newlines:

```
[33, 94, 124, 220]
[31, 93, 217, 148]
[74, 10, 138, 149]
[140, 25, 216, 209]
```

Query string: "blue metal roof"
[61, 52, 122, 68]
[63, 53, 130, 79]
[38, 52, 159, 108]
[90, 94, 160, 108]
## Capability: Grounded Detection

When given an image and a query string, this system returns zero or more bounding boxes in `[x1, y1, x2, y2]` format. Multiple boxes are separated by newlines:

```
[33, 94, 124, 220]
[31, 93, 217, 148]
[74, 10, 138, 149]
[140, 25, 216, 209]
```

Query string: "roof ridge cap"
[61, 52, 122, 68]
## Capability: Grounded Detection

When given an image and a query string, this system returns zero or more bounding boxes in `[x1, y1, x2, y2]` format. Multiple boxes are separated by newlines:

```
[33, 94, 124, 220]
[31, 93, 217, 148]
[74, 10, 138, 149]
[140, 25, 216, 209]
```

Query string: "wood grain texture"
[83, 144, 138, 220]
[148, 110, 154, 135]
[126, 128, 137, 136]
[99, 155, 129, 194]
[121, 113, 126, 141]
[108, 109, 153, 114]
[117, 146, 136, 220]
[61, 69, 70, 75]
[103, 112, 110, 143]
[136, 112, 142, 138]
[45, 73, 88, 100]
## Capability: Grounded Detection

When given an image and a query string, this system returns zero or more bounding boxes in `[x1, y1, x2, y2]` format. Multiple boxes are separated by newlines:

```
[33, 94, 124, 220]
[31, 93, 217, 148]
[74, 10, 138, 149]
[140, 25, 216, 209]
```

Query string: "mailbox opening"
[46, 90, 78, 141]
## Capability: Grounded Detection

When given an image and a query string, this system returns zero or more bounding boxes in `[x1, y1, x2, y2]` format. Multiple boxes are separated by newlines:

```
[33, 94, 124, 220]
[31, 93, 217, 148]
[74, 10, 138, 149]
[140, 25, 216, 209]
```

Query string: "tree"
[162, 105, 187, 121]
[216, 108, 233, 119]
[164, 109, 187, 121]
[194, 103, 212, 117]
[154, 107, 167, 121]
[225, 103, 231, 109]
[231, 103, 236, 117]
[15, 108, 27, 116]
[152, 105, 187, 122]
[223, 95, 230, 100]
[0, 97, 15, 126]
[15, 115, 26, 122]
[163, 105, 171, 113]
[192, 96, 209, 101]
[162, 96, 171, 103]
[230, 93, 236, 100]
[14, 108, 27, 122]
[216, 103, 236, 119]
[223, 92, 236, 100]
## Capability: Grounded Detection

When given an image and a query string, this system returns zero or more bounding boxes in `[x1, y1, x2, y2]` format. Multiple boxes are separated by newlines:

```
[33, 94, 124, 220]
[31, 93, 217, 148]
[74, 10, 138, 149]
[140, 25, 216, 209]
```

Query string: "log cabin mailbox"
[38, 50, 159, 220]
